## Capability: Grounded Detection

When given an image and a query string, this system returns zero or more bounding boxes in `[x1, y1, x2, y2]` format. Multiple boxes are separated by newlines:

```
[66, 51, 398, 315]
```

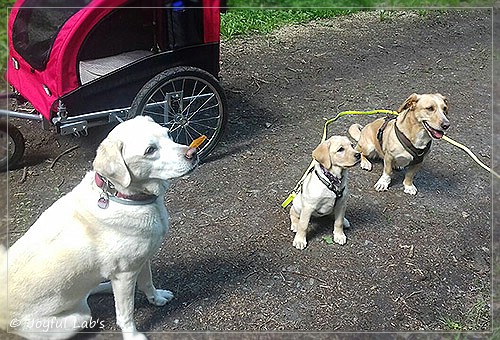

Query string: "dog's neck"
[396, 109, 432, 149]
[316, 163, 344, 180]
[94, 172, 163, 208]
[314, 163, 346, 197]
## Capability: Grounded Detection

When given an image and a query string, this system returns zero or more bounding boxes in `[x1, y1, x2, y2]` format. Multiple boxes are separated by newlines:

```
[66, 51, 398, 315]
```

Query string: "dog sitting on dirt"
[290, 136, 360, 250]
[0, 116, 199, 340]
[348, 93, 450, 195]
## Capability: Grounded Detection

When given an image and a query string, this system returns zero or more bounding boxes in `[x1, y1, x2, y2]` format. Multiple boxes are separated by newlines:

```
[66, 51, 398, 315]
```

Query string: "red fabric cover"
[7, 0, 128, 120]
[202, 0, 220, 43]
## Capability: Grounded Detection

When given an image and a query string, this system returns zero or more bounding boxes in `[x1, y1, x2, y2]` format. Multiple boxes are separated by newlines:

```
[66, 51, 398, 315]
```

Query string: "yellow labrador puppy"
[0, 116, 198, 340]
[290, 136, 360, 250]
[348, 93, 450, 195]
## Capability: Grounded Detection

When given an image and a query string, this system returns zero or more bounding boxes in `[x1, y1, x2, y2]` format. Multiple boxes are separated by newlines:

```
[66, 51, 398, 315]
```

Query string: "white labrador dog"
[0, 116, 198, 340]
[290, 136, 360, 250]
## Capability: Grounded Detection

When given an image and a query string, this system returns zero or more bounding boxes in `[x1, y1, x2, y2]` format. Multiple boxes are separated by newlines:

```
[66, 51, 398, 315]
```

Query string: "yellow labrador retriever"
[348, 93, 450, 195]
[0, 116, 198, 340]
[290, 136, 360, 250]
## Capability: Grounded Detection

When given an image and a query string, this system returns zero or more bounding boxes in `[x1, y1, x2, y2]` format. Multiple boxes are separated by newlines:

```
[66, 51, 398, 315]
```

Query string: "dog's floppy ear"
[397, 93, 420, 113]
[312, 141, 332, 169]
[436, 93, 449, 114]
[436, 93, 447, 102]
[93, 139, 131, 188]
[436, 92, 448, 105]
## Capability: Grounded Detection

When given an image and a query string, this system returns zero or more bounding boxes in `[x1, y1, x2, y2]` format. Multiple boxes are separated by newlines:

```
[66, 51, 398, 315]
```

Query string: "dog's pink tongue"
[432, 129, 444, 139]
[185, 147, 197, 159]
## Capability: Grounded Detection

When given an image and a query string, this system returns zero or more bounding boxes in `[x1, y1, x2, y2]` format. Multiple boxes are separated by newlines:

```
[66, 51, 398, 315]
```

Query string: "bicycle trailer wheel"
[128, 66, 228, 160]
[0, 121, 25, 171]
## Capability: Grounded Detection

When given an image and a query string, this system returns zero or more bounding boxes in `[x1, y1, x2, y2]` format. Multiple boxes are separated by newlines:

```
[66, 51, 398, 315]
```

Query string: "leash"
[281, 109, 499, 209]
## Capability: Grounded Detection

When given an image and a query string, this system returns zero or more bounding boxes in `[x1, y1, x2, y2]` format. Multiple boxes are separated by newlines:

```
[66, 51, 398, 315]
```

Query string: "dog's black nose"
[185, 147, 198, 159]
[441, 121, 450, 130]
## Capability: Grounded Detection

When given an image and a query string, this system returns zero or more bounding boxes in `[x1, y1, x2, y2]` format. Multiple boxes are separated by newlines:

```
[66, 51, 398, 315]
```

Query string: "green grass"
[439, 297, 490, 332]
[221, 7, 355, 39]
[221, 0, 494, 39]
[440, 317, 467, 331]
[0, 1, 13, 79]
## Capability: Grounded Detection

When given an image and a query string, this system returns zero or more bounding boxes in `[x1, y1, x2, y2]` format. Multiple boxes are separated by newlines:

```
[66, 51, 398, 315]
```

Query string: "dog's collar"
[393, 123, 432, 166]
[314, 164, 344, 199]
[94, 172, 158, 209]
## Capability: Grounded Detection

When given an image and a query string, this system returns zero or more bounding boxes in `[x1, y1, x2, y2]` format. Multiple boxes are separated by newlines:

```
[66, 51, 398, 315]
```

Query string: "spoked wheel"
[128, 66, 228, 161]
[0, 121, 25, 172]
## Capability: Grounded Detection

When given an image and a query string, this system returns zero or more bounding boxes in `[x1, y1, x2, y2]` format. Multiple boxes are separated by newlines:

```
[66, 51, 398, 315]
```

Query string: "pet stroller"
[1, 0, 228, 171]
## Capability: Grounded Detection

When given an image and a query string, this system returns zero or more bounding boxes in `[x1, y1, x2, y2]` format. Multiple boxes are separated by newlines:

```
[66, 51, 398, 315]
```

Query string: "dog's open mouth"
[422, 121, 444, 139]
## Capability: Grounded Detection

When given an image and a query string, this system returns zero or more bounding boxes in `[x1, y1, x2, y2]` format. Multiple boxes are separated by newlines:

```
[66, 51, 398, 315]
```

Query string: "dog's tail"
[348, 124, 363, 142]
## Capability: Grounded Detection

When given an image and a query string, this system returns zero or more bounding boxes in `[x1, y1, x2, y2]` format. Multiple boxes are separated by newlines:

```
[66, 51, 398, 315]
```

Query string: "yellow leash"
[281, 109, 499, 208]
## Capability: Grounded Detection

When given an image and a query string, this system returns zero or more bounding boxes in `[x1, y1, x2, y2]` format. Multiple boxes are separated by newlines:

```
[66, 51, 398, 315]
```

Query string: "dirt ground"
[1, 8, 497, 340]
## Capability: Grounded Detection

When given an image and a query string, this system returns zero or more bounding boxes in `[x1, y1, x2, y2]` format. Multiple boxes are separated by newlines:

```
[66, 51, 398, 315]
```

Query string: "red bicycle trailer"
[1, 0, 228, 171]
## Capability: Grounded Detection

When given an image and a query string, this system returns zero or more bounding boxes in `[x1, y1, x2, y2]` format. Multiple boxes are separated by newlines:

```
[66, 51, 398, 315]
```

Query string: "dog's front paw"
[374, 174, 391, 191]
[333, 231, 347, 245]
[360, 158, 372, 171]
[404, 184, 417, 195]
[293, 235, 307, 250]
[147, 289, 174, 306]
[374, 181, 389, 191]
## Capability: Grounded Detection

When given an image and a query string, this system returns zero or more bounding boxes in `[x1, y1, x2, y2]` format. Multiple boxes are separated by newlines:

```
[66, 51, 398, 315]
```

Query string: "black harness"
[377, 116, 432, 167]
[302, 164, 344, 199]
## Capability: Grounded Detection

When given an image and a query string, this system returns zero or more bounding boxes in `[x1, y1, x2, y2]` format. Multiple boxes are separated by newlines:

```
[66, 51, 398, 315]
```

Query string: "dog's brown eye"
[338, 147, 345, 152]
[426, 106, 434, 111]
[144, 146, 157, 155]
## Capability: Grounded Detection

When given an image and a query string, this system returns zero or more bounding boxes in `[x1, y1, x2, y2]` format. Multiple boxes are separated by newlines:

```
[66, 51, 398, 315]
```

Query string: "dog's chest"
[295, 186, 339, 217]
[94, 203, 170, 274]
[393, 154, 412, 168]
[311, 194, 338, 216]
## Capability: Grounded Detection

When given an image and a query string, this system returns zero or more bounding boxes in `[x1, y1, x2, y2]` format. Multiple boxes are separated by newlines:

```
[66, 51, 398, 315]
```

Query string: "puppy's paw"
[293, 235, 307, 250]
[360, 158, 372, 171]
[333, 231, 347, 245]
[147, 289, 174, 306]
[374, 174, 391, 191]
[343, 218, 351, 229]
[404, 184, 417, 195]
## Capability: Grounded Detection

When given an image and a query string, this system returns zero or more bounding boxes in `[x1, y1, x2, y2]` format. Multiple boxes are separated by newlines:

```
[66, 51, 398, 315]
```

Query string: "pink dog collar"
[94, 172, 158, 209]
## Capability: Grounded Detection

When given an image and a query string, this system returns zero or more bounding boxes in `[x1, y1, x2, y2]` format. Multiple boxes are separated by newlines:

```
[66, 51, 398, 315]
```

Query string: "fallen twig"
[282, 270, 327, 284]
[20, 166, 27, 183]
[251, 75, 270, 84]
[50, 145, 79, 169]
[405, 290, 423, 299]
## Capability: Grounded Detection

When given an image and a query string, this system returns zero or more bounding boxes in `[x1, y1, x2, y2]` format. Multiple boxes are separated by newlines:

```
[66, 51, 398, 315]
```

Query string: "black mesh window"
[12, 0, 91, 71]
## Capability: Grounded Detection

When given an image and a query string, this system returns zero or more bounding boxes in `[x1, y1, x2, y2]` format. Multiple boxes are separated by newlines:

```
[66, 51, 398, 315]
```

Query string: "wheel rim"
[0, 128, 16, 167]
[140, 75, 224, 152]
